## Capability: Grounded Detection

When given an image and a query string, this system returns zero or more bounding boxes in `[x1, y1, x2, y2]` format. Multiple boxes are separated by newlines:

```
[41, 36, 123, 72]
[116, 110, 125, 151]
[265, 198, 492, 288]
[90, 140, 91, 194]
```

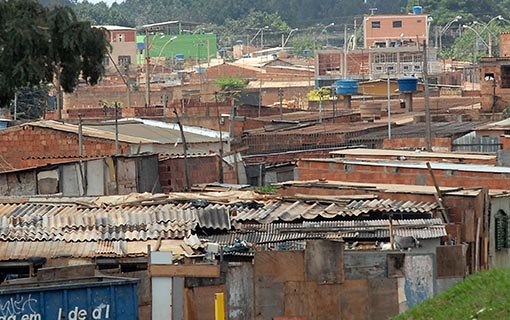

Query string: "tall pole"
[278, 88, 284, 120]
[214, 93, 224, 183]
[145, 28, 151, 108]
[78, 113, 83, 156]
[318, 91, 323, 123]
[13, 92, 17, 121]
[344, 25, 348, 77]
[173, 107, 190, 191]
[387, 71, 391, 139]
[423, 41, 432, 151]
[114, 101, 119, 155]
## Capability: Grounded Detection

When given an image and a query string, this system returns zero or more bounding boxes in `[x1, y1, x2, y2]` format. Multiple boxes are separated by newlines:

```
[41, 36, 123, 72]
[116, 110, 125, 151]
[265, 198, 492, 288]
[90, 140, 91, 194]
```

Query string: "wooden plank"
[426, 162, 450, 223]
[185, 285, 225, 320]
[309, 283, 342, 320]
[436, 244, 466, 278]
[339, 279, 369, 320]
[368, 277, 399, 320]
[283, 282, 308, 318]
[150, 264, 220, 278]
[254, 251, 304, 283]
[305, 240, 344, 284]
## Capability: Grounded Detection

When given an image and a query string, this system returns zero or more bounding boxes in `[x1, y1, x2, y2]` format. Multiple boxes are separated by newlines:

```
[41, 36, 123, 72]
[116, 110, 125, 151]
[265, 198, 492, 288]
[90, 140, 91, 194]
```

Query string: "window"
[495, 210, 509, 251]
[485, 73, 495, 81]
[393, 20, 402, 28]
[103, 56, 109, 66]
[501, 65, 510, 88]
[371, 21, 381, 28]
[374, 54, 386, 63]
[118, 33, 124, 42]
[118, 56, 131, 65]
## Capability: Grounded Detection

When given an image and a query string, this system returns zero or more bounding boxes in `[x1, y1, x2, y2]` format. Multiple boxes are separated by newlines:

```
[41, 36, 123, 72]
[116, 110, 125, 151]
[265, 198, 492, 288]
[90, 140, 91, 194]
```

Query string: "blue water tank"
[398, 77, 418, 92]
[196, 67, 205, 74]
[335, 79, 359, 95]
[175, 53, 185, 60]
[0, 119, 9, 130]
[303, 49, 311, 57]
[412, 5, 423, 14]
[235, 40, 244, 45]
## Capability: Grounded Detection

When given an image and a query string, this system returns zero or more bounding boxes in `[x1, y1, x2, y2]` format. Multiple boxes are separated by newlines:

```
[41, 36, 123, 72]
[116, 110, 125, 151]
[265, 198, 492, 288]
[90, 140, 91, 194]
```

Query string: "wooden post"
[426, 162, 450, 223]
[173, 107, 191, 191]
[389, 216, 395, 250]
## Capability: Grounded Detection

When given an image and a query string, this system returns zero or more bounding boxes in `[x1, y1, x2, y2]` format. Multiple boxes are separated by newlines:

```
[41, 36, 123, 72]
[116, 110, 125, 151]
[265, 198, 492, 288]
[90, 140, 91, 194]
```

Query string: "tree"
[214, 77, 246, 103]
[0, 0, 110, 118]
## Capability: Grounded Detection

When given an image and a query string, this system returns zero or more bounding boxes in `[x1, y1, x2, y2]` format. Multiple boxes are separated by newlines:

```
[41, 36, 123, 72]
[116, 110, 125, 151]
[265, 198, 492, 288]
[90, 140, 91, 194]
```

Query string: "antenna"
[369, 8, 378, 15]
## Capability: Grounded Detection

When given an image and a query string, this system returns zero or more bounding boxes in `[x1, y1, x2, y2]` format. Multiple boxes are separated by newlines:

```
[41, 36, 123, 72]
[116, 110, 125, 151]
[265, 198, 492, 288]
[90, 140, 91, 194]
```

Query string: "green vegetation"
[255, 184, 278, 194]
[0, 0, 109, 112]
[393, 268, 510, 320]
[214, 77, 246, 102]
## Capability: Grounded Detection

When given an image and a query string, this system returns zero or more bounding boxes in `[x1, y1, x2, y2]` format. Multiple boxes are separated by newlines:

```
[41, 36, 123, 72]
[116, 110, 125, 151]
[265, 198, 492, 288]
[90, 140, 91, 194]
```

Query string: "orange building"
[364, 13, 430, 48]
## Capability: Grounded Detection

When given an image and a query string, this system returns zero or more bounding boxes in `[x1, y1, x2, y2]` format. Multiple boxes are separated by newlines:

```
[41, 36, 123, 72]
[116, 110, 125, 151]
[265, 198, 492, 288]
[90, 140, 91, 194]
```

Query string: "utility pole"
[173, 107, 191, 191]
[114, 101, 119, 155]
[318, 90, 324, 123]
[278, 88, 284, 120]
[387, 70, 391, 140]
[145, 28, 151, 108]
[78, 113, 83, 156]
[13, 92, 17, 121]
[423, 40, 432, 151]
[214, 92, 224, 183]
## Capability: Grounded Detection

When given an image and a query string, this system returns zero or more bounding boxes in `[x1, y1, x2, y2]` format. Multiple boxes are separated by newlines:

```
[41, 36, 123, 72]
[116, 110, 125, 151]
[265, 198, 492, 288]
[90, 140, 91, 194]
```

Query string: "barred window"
[495, 210, 508, 251]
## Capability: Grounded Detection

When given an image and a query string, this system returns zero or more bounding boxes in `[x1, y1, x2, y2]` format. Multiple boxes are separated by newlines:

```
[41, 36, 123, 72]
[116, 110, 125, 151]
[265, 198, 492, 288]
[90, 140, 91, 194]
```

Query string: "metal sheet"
[227, 262, 254, 320]
[86, 159, 105, 196]
[62, 163, 84, 196]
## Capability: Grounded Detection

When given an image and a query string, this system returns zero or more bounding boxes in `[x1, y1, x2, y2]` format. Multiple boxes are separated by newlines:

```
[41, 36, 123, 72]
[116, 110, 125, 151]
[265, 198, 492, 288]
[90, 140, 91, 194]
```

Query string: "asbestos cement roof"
[232, 198, 437, 224]
[26, 120, 157, 144]
[207, 218, 446, 245]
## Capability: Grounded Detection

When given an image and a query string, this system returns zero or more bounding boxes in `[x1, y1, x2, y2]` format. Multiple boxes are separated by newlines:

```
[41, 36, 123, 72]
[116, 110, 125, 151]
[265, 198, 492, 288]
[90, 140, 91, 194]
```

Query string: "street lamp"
[320, 23, 335, 47]
[152, 36, 177, 73]
[439, 16, 461, 52]
[462, 24, 490, 50]
[250, 26, 270, 48]
[283, 28, 298, 48]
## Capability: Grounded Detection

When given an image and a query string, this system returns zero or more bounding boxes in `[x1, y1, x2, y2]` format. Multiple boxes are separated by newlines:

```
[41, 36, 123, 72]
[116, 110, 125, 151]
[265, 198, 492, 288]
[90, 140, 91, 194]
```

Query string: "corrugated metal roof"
[0, 239, 187, 260]
[0, 201, 233, 242]
[206, 219, 446, 246]
[233, 198, 437, 223]
[26, 120, 157, 144]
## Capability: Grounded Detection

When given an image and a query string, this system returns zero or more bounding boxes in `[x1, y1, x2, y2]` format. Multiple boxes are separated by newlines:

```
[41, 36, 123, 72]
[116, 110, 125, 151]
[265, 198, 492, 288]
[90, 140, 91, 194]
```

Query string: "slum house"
[276, 180, 510, 271]
[240, 120, 482, 185]
[0, 191, 456, 319]
[0, 119, 229, 171]
[0, 152, 244, 196]
[295, 158, 510, 190]
[479, 32, 510, 112]
[330, 148, 497, 165]
[0, 154, 161, 196]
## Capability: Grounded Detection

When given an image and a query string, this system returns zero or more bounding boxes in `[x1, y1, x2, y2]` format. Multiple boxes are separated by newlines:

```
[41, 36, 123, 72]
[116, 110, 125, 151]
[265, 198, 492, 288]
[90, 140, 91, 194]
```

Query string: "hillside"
[392, 268, 510, 320]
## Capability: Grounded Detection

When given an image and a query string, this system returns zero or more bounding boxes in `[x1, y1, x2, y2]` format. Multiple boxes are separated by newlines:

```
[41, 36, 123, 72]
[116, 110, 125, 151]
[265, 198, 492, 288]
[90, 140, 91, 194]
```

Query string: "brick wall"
[0, 125, 129, 169]
[383, 137, 452, 152]
[295, 159, 510, 190]
[159, 155, 236, 192]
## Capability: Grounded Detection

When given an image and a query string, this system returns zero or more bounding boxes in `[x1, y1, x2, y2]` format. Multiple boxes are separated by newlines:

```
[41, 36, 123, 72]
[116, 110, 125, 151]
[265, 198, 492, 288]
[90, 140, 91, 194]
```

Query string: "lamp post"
[320, 23, 335, 47]
[439, 16, 461, 53]
[282, 28, 298, 48]
[462, 24, 490, 56]
[152, 36, 177, 73]
[250, 26, 270, 48]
